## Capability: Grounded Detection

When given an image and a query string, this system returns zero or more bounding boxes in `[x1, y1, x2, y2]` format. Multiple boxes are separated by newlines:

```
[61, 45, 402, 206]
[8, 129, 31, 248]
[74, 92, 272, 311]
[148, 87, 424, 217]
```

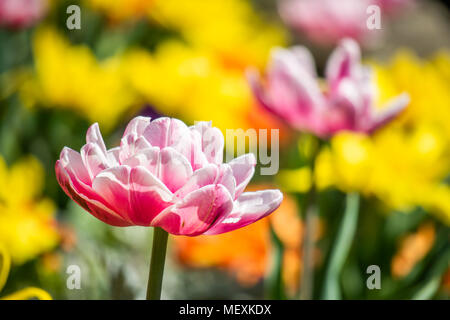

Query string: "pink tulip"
[377, 0, 415, 14]
[248, 38, 409, 138]
[278, 0, 414, 45]
[0, 0, 48, 29]
[56, 117, 283, 236]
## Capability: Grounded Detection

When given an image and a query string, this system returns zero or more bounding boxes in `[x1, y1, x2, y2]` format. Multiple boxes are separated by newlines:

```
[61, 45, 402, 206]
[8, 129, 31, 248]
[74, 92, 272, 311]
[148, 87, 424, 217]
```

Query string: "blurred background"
[0, 0, 449, 300]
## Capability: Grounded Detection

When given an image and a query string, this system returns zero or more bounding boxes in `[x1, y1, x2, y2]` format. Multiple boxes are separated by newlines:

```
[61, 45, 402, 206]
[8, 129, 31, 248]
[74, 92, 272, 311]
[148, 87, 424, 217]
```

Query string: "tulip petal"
[291, 45, 317, 77]
[92, 166, 133, 222]
[267, 48, 326, 129]
[153, 184, 233, 236]
[106, 147, 121, 167]
[129, 166, 174, 225]
[174, 164, 218, 199]
[228, 153, 256, 198]
[144, 117, 199, 164]
[159, 148, 193, 193]
[86, 123, 107, 155]
[204, 189, 283, 235]
[326, 38, 361, 90]
[56, 161, 130, 226]
[369, 93, 409, 132]
[247, 68, 273, 113]
[60, 147, 91, 185]
[187, 129, 209, 170]
[122, 146, 159, 171]
[123, 116, 151, 137]
[81, 143, 109, 180]
[143, 117, 189, 149]
[190, 121, 224, 165]
[119, 134, 152, 164]
[216, 164, 236, 199]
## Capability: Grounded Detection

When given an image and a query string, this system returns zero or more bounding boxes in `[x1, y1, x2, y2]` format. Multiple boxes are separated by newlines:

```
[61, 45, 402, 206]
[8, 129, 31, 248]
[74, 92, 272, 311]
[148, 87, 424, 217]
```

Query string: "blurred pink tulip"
[0, 0, 48, 29]
[278, 0, 414, 45]
[377, 0, 414, 13]
[248, 38, 409, 138]
[56, 117, 282, 236]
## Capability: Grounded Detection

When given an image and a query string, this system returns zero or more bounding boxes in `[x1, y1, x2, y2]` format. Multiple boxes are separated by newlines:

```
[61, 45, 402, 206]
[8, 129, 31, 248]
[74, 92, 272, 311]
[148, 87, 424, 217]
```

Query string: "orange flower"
[391, 222, 436, 278]
[172, 185, 316, 293]
[173, 210, 270, 287]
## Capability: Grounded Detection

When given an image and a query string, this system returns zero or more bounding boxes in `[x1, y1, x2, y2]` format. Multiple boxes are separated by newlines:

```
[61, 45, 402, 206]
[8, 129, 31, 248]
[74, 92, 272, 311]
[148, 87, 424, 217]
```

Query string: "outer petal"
[291, 45, 317, 77]
[128, 166, 174, 225]
[325, 38, 361, 90]
[92, 166, 133, 222]
[255, 47, 326, 133]
[204, 189, 283, 235]
[228, 153, 256, 198]
[153, 184, 233, 236]
[215, 164, 236, 199]
[270, 48, 325, 113]
[174, 164, 218, 199]
[59, 147, 91, 185]
[367, 93, 409, 132]
[247, 68, 272, 113]
[56, 160, 130, 226]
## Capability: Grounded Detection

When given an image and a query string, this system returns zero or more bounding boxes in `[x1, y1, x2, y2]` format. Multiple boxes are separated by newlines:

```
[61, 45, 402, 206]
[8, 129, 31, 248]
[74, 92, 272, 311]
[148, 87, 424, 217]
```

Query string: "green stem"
[146, 227, 169, 300]
[299, 136, 322, 300]
[299, 202, 318, 299]
[321, 192, 360, 300]
[265, 226, 285, 299]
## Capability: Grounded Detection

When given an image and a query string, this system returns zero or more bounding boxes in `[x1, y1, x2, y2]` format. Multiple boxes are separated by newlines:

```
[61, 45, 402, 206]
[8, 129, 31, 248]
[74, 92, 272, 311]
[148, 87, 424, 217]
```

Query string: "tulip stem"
[265, 225, 285, 299]
[299, 136, 321, 300]
[146, 227, 169, 300]
[299, 200, 318, 299]
[321, 192, 360, 300]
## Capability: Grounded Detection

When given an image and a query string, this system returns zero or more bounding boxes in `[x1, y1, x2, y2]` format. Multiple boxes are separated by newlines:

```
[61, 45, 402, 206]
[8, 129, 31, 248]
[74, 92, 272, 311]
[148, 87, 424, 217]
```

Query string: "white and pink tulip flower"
[248, 38, 409, 138]
[56, 117, 283, 236]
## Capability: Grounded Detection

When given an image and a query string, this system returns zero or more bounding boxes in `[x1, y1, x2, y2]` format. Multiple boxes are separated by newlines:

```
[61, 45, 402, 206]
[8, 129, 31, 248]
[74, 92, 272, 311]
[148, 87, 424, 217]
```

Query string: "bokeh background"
[0, 0, 449, 300]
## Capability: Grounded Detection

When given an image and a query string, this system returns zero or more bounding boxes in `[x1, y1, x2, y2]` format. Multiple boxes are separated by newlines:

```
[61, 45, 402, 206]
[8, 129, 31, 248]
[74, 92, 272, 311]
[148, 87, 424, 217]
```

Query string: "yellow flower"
[122, 41, 279, 133]
[21, 27, 137, 131]
[276, 167, 312, 194]
[87, 0, 286, 70]
[86, 0, 154, 22]
[0, 244, 51, 300]
[315, 51, 450, 224]
[0, 156, 60, 265]
[148, 0, 286, 69]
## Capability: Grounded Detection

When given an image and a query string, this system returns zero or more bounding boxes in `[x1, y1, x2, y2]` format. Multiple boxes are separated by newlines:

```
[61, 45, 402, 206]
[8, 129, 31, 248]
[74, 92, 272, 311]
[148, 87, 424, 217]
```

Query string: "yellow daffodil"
[314, 51, 450, 224]
[0, 156, 60, 265]
[86, 0, 154, 22]
[21, 27, 137, 131]
[121, 41, 255, 132]
[86, 0, 286, 70]
[148, 0, 286, 69]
